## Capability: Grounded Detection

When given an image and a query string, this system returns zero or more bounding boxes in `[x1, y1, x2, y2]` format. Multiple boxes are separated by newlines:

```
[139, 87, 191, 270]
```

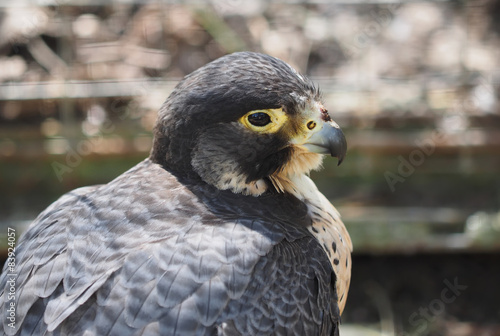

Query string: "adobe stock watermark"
[384, 133, 442, 192]
[385, 72, 494, 192]
[51, 118, 116, 182]
[7, 9, 48, 50]
[4, 228, 17, 331]
[7, 0, 71, 50]
[399, 278, 467, 336]
[211, 0, 245, 13]
[51, 81, 154, 181]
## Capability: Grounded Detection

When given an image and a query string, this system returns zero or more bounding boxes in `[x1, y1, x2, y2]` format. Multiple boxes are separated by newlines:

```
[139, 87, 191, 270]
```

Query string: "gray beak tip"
[301, 122, 347, 166]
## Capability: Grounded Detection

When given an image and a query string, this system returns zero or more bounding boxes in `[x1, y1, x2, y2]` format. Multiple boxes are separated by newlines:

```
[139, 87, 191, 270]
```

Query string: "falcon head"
[151, 52, 346, 196]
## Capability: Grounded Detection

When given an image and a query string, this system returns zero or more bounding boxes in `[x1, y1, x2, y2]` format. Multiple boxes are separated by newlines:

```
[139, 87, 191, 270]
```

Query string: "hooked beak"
[302, 121, 347, 165]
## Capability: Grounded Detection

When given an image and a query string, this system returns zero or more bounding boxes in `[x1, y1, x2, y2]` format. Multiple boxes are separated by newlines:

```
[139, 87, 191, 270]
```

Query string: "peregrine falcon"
[0, 52, 352, 335]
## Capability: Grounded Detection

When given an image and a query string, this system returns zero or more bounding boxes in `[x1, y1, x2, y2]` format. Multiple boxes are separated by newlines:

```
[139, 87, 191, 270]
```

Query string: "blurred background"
[0, 0, 499, 335]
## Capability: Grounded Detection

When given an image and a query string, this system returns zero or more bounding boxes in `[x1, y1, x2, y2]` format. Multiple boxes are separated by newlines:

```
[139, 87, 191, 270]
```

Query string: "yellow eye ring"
[239, 108, 288, 134]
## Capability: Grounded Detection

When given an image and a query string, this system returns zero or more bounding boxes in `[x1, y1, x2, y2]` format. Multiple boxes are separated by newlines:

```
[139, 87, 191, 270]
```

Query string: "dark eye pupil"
[248, 112, 271, 127]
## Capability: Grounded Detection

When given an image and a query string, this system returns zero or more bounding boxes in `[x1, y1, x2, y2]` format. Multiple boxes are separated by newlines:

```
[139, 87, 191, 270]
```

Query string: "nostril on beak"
[307, 121, 317, 130]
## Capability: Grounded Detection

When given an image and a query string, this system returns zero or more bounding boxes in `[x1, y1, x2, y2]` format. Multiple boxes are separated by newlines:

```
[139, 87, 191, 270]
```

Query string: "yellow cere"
[239, 108, 288, 134]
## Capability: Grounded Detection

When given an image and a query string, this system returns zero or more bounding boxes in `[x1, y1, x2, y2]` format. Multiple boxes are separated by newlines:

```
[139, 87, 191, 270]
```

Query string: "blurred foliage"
[0, 0, 499, 250]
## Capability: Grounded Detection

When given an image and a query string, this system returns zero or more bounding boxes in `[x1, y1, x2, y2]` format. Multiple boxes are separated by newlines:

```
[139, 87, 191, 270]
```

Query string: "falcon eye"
[307, 121, 317, 130]
[248, 112, 271, 127]
[239, 108, 287, 134]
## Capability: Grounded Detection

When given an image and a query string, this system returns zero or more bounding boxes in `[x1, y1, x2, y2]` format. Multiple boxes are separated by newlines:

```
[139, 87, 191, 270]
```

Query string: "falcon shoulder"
[0, 159, 340, 336]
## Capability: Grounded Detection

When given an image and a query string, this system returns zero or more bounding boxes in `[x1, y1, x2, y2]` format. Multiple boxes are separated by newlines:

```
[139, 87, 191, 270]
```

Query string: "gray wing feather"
[33, 254, 66, 298]
[0, 160, 339, 335]
[0, 186, 99, 335]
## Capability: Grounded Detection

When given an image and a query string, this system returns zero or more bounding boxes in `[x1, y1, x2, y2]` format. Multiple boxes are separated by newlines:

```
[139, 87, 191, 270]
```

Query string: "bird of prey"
[0, 52, 352, 336]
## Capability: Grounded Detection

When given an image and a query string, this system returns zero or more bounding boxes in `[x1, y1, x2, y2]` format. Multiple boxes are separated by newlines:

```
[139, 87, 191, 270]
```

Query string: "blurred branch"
[0, 79, 177, 100]
[194, 9, 247, 53]
[27, 37, 67, 76]
[0, 0, 456, 7]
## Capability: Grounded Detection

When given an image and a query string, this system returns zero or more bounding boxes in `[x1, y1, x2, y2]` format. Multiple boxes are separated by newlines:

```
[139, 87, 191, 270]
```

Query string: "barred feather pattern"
[0, 159, 340, 336]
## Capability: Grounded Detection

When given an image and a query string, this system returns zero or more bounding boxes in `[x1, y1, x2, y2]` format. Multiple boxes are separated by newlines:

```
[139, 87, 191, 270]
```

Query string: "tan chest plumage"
[287, 174, 353, 314]
[222, 144, 352, 313]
